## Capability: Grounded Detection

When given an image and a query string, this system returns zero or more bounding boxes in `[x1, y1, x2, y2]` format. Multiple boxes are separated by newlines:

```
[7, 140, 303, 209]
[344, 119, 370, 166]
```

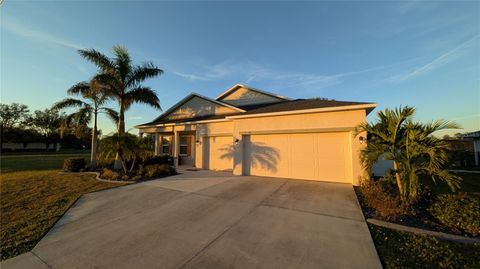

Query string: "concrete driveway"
[2, 170, 382, 269]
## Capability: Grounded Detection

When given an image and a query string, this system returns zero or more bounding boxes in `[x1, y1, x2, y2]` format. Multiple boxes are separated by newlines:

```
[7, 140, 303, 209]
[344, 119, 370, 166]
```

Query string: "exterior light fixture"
[196, 139, 201, 145]
[359, 136, 366, 144]
[234, 138, 240, 146]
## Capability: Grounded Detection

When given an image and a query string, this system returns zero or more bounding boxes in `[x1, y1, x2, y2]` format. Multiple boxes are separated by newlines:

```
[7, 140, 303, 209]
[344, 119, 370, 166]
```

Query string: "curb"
[58, 171, 135, 184]
[367, 218, 480, 244]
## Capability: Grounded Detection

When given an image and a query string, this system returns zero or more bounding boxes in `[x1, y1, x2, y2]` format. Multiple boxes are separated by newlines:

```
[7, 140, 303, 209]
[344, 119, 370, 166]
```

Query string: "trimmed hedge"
[429, 193, 480, 236]
[63, 157, 86, 172]
[139, 164, 176, 178]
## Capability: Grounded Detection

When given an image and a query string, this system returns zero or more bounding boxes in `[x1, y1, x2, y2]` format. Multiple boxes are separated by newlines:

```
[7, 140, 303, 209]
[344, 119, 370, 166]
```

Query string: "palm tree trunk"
[113, 102, 125, 170]
[90, 112, 98, 169]
[393, 160, 404, 197]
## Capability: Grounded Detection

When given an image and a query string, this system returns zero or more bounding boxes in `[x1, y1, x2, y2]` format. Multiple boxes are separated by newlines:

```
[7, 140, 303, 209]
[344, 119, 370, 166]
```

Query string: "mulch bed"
[353, 187, 475, 238]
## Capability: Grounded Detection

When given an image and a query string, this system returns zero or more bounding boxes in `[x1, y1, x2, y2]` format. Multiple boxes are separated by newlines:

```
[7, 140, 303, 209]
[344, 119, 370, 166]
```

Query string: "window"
[179, 136, 190, 156]
[161, 137, 171, 155]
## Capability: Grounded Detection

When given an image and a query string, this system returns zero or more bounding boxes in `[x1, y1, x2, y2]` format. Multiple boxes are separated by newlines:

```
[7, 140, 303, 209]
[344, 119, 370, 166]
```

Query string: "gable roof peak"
[215, 83, 291, 101]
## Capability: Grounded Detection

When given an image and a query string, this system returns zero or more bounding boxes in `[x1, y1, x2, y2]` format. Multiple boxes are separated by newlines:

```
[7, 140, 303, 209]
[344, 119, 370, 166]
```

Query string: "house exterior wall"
[140, 109, 369, 186]
[230, 109, 367, 185]
[219, 86, 283, 106]
[165, 96, 237, 120]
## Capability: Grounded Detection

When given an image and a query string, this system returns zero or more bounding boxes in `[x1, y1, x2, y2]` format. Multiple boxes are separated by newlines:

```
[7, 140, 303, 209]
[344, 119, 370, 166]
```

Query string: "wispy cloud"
[388, 34, 480, 82]
[172, 60, 390, 90]
[128, 116, 143, 120]
[1, 15, 84, 50]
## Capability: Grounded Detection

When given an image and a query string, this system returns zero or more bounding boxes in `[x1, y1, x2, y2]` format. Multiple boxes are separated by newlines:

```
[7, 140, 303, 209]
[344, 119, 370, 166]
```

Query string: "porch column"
[154, 133, 160, 155]
[173, 130, 180, 167]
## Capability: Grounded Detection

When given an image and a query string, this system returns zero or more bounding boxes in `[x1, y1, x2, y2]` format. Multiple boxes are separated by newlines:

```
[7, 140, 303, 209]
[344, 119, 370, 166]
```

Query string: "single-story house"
[136, 84, 376, 185]
[460, 130, 480, 166]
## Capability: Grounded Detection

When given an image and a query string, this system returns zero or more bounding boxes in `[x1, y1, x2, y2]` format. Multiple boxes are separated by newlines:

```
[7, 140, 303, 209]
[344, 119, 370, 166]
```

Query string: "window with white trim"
[161, 137, 171, 155]
[179, 136, 190, 156]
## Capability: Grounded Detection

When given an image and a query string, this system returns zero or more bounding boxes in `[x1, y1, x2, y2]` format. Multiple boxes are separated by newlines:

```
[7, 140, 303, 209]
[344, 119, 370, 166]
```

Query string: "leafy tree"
[357, 106, 460, 200]
[53, 79, 118, 168]
[78, 45, 162, 169]
[28, 108, 65, 151]
[0, 103, 29, 151]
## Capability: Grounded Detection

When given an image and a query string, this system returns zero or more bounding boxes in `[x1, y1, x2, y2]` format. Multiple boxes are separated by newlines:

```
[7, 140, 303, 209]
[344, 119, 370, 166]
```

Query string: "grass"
[425, 172, 480, 197]
[1, 152, 90, 173]
[0, 152, 125, 260]
[369, 224, 480, 269]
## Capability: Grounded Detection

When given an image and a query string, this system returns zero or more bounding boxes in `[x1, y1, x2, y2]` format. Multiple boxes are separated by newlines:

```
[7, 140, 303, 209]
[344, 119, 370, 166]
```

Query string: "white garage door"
[243, 132, 352, 183]
[203, 136, 233, 171]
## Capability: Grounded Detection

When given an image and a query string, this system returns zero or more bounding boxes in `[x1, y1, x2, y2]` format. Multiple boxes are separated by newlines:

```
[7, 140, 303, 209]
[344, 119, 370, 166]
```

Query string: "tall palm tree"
[53, 79, 118, 169]
[78, 45, 162, 169]
[357, 106, 460, 200]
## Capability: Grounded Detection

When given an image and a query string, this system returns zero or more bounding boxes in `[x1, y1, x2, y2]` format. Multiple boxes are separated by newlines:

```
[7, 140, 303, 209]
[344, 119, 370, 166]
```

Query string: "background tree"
[53, 79, 118, 169]
[78, 45, 162, 170]
[357, 106, 460, 201]
[28, 108, 65, 151]
[0, 103, 29, 152]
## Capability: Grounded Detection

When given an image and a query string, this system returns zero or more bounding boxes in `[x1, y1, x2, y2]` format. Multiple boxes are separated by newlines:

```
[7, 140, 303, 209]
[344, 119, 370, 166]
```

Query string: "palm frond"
[67, 82, 90, 96]
[124, 87, 161, 110]
[78, 48, 114, 72]
[126, 62, 163, 87]
[101, 107, 119, 123]
[52, 98, 87, 110]
[112, 45, 132, 81]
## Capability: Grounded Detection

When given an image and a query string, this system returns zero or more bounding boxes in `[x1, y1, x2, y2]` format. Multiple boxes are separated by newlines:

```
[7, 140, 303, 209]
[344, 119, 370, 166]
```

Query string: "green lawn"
[0, 152, 125, 260]
[0, 151, 90, 173]
[426, 172, 480, 196]
[369, 224, 480, 269]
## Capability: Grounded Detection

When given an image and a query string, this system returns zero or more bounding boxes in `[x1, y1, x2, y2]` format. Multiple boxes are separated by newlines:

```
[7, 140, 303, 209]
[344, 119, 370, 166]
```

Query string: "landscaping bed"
[355, 172, 480, 269]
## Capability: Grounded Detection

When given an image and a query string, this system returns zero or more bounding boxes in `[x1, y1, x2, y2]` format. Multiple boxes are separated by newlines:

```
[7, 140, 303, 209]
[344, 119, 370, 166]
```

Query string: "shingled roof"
[238, 99, 375, 115]
[138, 98, 375, 127]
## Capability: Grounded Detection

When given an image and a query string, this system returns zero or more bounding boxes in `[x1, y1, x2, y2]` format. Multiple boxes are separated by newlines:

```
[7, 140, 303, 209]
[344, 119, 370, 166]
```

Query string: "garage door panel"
[244, 132, 351, 183]
[204, 136, 233, 171]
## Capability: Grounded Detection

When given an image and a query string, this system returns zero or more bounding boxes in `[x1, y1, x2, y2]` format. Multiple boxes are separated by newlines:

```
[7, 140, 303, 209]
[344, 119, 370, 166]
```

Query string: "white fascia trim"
[193, 92, 246, 112]
[137, 118, 231, 129]
[226, 103, 377, 120]
[215, 83, 291, 101]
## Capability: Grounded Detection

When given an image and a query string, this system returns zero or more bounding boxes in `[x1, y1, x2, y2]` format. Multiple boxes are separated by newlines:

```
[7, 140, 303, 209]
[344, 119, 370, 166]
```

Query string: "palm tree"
[401, 120, 461, 198]
[78, 45, 162, 169]
[357, 106, 460, 200]
[98, 132, 154, 174]
[53, 79, 118, 169]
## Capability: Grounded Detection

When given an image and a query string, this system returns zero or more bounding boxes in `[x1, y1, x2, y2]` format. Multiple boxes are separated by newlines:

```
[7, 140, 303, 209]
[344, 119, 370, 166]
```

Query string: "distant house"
[460, 131, 480, 166]
[136, 84, 376, 185]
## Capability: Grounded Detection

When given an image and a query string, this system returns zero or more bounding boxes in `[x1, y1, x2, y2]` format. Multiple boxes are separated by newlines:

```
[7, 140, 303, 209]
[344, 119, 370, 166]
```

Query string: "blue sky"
[1, 1, 479, 136]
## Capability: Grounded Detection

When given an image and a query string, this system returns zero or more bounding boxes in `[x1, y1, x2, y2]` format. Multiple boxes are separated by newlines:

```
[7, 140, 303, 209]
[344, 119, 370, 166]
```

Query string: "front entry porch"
[152, 130, 196, 168]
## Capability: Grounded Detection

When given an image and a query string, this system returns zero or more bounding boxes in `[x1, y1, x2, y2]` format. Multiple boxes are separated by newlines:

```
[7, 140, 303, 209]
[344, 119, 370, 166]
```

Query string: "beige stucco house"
[136, 84, 376, 185]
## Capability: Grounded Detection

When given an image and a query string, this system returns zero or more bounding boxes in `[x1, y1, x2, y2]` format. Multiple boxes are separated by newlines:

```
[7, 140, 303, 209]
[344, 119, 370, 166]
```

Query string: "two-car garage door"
[242, 132, 352, 183]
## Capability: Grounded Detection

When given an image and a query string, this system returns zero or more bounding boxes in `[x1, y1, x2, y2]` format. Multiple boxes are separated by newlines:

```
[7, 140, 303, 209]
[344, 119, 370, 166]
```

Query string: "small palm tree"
[401, 121, 461, 198]
[78, 45, 162, 169]
[357, 106, 460, 200]
[98, 133, 154, 173]
[53, 79, 118, 169]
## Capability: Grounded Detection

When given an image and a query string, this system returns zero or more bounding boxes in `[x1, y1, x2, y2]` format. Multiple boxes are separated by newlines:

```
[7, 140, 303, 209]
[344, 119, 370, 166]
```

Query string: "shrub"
[429, 193, 480, 236]
[101, 168, 121, 181]
[142, 155, 173, 166]
[139, 164, 176, 178]
[360, 179, 408, 221]
[63, 157, 86, 172]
